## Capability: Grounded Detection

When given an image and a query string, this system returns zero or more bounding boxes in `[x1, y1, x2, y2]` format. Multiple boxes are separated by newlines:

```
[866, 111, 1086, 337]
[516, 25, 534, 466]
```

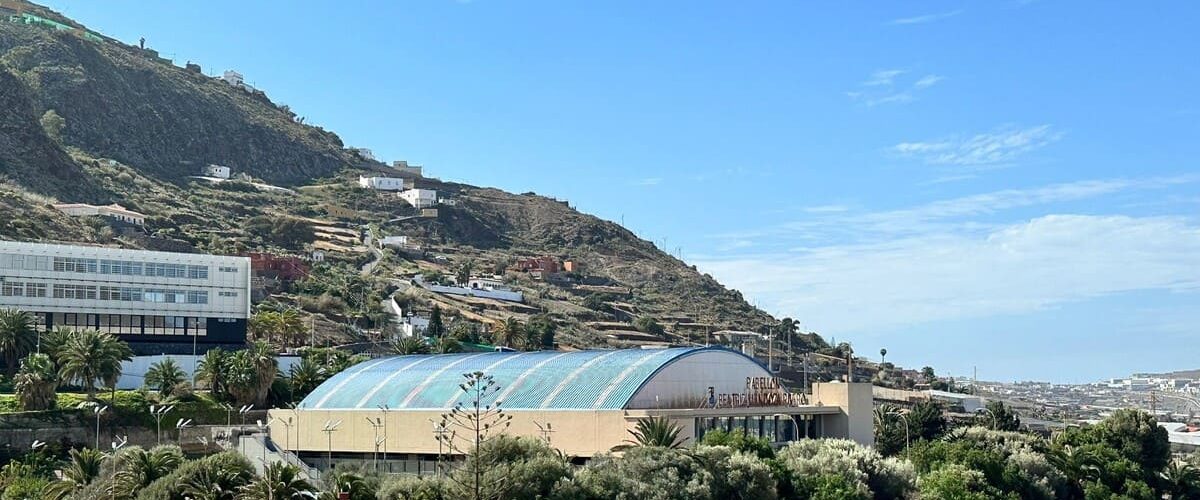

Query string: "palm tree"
[491, 317, 525, 349]
[181, 464, 253, 500]
[43, 447, 105, 500]
[197, 348, 230, 397]
[0, 308, 36, 377]
[39, 327, 73, 361]
[226, 351, 258, 405]
[14, 352, 57, 410]
[623, 416, 684, 449]
[246, 341, 278, 407]
[278, 309, 306, 347]
[320, 470, 369, 500]
[1160, 458, 1200, 499]
[289, 356, 325, 401]
[390, 336, 429, 355]
[56, 330, 132, 400]
[250, 310, 282, 345]
[237, 462, 317, 499]
[114, 446, 184, 497]
[144, 358, 186, 397]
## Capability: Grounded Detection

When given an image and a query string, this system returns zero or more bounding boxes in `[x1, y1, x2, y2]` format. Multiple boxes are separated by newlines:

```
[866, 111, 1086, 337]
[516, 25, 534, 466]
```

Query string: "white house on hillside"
[53, 203, 146, 226]
[202, 164, 231, 179]
[399, 188, 437, 209]
[220, 70, 243, 87]
[358, 176, 405, 191]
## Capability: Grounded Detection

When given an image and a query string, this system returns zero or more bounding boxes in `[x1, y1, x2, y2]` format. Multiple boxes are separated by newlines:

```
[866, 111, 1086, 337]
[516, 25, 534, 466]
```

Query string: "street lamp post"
[93, 405, 109, 449]
[898, 413, 911, 451]
[108, 436, 127, 500]
[238, 404, 253, 453]
[150, 404, 175, 445]
[256, 419, 270, 465]
[321, 419, 341, 470]
[281, 416, 294, 455]
[175, 418, 193, 447]
[366, 417, 384, 472]
[377, 405, 389, 470]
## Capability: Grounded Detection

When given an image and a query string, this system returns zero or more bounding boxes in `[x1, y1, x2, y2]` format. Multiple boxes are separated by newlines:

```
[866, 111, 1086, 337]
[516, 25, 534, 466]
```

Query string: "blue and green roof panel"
[299, 347, 728, 411]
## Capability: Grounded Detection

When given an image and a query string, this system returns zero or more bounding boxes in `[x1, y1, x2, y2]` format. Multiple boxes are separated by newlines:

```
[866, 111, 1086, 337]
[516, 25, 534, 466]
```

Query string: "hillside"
[0, 2, 781, 351]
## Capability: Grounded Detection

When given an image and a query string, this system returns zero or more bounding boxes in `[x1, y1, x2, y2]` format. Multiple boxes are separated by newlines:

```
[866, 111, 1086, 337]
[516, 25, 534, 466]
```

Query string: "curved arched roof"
[298, 347, 762, 411]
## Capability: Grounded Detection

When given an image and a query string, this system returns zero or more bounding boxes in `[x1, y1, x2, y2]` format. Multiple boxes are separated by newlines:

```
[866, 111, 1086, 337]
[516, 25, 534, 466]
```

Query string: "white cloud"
[803, 204, 851, 214]
[889, 10, 964, 25]
[632, 177, 662, 186]
[849, 69, 941, 107]
[698, 214, 1200, 334]
[893, 125, 1062, 167]
[864, 69, 905, 87]
[914, 74, 944, 89]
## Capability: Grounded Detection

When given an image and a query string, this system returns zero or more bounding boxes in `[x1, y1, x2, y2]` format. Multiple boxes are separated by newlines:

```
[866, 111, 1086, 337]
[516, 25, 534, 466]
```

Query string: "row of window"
[1, 281, 47, 298]
[0, 253, 224, 280]
[6, 282, 216, 305]
[50, 313, 208, 336]
[693, 416, 812, 442]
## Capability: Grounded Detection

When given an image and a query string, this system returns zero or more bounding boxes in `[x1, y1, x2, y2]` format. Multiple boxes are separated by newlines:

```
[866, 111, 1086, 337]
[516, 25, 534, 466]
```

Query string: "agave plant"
[390, 336, 429, 355]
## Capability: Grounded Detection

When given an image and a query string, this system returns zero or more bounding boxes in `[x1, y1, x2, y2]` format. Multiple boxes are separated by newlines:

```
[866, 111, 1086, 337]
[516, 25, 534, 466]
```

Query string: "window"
[145, 263, 188, 278]
[186, 291, 208, 304]
[219, 266, 239, 273]
[26, 283, 46, 298]
[53, 257, 97, 273]
[186, 264, 207, 280]
[100, 260, 142, 276]
[52, 284, 96, 300]
[218, 291, 238, 297]
[2, 281, 24, 297]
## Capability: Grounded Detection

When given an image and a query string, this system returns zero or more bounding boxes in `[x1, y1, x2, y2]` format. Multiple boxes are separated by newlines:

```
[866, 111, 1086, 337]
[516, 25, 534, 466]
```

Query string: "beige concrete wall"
[270, 409, 639, 458]
[809, 382, 875, 447]
[271, 382, 877, 458]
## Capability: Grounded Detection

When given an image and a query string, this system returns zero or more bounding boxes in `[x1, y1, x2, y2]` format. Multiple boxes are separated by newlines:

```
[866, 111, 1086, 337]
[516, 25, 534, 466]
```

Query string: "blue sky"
[43, 1, 1200, 382]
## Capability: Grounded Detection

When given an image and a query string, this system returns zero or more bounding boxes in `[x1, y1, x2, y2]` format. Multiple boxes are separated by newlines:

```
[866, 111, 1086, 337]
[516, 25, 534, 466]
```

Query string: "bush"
[377, 475, 449, 500]
[554, 446, 713, 500]
[775, 439, 916, 500]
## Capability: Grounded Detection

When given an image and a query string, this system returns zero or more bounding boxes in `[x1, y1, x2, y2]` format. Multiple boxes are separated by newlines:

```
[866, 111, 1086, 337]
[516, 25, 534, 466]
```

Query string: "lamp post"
[256, 419, 270, 465]
[238, 404, 253, 453]
[93, 405, 109, 449]
[150, 404, 175, 445]
[281, 416, 294, 455]
[377, 405, 389, 470]
[321, 419, 341, 469]
[175, 418, 193, 447]
[108, 436, 127, 500]
[366, 417, 384, 471]
[899, 412, 911, 451]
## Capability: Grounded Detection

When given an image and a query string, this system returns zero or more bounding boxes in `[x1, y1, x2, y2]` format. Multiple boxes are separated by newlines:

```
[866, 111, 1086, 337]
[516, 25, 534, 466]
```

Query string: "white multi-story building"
[398, 188, 437, 209]
[358, 175, 405, 191]
[0, 241, 251, 355]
